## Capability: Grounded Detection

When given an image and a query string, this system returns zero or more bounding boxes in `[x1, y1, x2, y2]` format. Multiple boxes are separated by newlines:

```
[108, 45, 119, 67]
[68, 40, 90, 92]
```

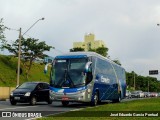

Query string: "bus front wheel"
[91, 92, 98, 106]
[62, 101, 69, 106]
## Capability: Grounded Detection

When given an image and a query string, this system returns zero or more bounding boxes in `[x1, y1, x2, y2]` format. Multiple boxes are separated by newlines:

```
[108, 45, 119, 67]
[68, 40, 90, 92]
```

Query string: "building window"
[87, 42, 91, 50]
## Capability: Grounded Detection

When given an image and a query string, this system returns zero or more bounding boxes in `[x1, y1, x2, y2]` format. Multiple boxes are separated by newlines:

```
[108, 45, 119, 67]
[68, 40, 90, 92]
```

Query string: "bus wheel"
[62, 101, 69, 106]
[91, 92, 98, 106]
[113, 94, 121, 103]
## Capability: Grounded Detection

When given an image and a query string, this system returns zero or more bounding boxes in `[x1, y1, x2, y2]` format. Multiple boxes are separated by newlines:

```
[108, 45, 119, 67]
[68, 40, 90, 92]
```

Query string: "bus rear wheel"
[113, 94, 121, 103]
[62, 101, 69, 106]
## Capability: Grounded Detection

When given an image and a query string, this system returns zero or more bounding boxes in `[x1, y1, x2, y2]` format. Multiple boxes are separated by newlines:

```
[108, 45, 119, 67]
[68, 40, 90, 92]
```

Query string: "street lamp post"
[133, 72, 136, 90]
[148, 80, 149, 93]
[16, 28, 22, 87]
[16, 18, 45, 87]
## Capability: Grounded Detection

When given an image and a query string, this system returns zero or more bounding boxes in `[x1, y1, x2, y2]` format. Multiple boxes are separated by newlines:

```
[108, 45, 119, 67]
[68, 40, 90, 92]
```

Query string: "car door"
[36, 83, 49, 102]
[35, 83, 44, 101]
[42, 83, 50, 101]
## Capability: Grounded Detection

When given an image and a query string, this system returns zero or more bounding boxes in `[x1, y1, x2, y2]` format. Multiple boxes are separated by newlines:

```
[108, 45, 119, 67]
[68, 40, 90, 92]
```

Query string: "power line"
[6, 27, 32, 38]
[54, 48, 64, 54]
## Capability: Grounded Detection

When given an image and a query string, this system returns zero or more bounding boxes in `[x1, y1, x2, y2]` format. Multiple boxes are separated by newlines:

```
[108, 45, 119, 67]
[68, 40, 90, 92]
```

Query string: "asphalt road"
[0, 100, 92, 120]
[0, 98, 143, 120]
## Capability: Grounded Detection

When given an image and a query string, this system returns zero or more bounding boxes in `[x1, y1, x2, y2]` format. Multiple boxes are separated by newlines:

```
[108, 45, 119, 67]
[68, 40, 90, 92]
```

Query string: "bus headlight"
[24, 92, 31, 96]
[78, 96, 83, 100]
[87, 89, 91, 93]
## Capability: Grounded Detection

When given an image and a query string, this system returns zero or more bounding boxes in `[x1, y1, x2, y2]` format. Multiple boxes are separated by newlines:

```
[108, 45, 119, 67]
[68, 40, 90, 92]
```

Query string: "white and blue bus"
[47, 52, 126, 106]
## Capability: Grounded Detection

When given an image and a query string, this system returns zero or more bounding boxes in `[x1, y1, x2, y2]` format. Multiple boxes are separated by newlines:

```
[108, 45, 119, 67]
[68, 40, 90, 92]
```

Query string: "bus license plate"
[62, 97, 69, 100]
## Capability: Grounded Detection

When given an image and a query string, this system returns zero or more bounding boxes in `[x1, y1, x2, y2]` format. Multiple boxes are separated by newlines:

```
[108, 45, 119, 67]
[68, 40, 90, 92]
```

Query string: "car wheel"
[62, 101, 69, 106]
[30, 96, 36, 105]
[47, 99, 52, 104]
[91, 92, 98, 106]
[10, 100, 17, 105]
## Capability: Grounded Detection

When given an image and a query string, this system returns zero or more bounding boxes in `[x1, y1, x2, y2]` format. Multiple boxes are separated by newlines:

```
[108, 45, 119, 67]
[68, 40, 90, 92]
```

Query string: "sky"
[1, 0, 160, 80]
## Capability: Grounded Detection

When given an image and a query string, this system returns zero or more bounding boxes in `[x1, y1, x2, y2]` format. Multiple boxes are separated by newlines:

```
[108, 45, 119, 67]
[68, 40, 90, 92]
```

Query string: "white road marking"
[0, 106, 37, 110]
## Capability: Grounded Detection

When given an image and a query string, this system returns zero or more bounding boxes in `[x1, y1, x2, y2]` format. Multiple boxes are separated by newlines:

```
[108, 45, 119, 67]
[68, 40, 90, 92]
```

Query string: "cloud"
[1, 0, 160, 79]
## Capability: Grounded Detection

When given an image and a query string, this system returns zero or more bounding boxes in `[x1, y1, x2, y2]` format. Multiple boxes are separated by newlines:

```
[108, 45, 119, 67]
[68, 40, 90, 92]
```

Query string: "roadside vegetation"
[0, 54, 50, 87]
[39, 98, 160, 120]
[126, 72, 160, 92]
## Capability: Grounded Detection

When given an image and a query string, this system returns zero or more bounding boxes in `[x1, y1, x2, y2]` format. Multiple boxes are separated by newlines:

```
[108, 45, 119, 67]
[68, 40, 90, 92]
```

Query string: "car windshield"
[18, 83, 37, 90]
[50, 58, 88, 88]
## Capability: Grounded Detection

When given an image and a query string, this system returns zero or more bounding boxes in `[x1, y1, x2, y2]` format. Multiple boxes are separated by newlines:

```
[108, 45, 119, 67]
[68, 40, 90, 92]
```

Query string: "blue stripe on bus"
[55, 55, 87, 59]
[50, 86, 87, 93]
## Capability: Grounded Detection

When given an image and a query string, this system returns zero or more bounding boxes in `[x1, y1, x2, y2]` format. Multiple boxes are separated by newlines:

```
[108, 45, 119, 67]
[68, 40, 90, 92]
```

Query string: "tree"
[95, 47, 108, 57]
[2, 37, 54, 79]
[70, 46, 109, 57]
[126, 71, 160, 92]
[112, 59, 121, 66]
[0, 18, 6, 50]
[70, 47, 84, 52]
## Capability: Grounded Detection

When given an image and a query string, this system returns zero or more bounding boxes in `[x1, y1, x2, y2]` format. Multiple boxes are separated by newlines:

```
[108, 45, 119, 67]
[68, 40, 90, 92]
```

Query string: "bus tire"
[113, 93, 121, 103]
[62, 101, 69, 106]
[91, 92, 98, 106]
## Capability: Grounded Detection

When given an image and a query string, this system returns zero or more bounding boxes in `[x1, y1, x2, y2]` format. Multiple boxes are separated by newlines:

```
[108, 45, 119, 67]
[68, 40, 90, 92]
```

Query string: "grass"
[0, 54, 50, 87]
[38, 98, 160, 120]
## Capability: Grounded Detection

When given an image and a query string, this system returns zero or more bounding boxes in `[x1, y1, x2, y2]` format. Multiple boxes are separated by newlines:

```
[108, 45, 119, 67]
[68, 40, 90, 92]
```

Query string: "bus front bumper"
[50, 91, 91, 102]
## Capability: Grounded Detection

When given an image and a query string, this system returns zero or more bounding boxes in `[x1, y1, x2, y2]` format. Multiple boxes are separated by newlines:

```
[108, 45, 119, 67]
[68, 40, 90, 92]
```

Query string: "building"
[73, 33, 106, 51]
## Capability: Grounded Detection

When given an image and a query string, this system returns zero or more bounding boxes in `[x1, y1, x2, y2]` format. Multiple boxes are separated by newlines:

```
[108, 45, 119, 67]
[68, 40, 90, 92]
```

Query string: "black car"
[10, 82, 52, 105]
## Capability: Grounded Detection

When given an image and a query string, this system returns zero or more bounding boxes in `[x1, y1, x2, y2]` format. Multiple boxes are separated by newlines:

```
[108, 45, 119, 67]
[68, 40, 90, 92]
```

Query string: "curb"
[0, 99, 9, 101]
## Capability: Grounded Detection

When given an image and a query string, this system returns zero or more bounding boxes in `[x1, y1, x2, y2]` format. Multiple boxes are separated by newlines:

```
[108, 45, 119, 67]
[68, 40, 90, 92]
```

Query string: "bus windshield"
[50, 58, 88, 88]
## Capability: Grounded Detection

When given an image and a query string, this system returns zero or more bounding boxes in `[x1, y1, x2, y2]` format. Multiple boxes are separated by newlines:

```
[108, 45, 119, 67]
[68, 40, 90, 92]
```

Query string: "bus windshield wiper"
[67, 73, 75, 87]
[74, 83, 85, 87]
[57, 69, 75, 87]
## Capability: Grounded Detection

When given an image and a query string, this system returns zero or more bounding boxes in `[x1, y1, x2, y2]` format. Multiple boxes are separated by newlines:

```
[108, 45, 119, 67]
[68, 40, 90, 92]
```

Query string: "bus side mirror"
[84, 62, 92, 73]
[44, 63, 52, 74]
[44, 63, 48, 74]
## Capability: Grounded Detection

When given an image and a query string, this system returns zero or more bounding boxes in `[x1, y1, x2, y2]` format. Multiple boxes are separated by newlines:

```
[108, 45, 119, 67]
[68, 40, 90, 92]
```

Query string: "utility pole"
[16, 17, 45, 87]
[133, 72, 136, 90]
[16, 28, 22, 87]
[148, 80, 149, 93]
